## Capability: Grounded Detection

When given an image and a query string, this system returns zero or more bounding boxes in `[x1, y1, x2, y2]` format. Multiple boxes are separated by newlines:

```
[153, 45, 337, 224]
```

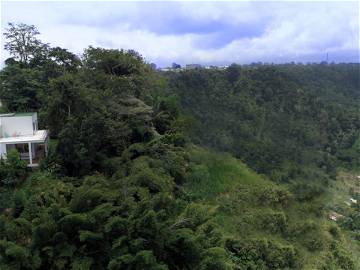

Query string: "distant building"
[159, 64, 235, 72]
[218, 65, 229, 70]
[185, 64, 202, 69]
[0, 112, 49, 167]
[205, 65, 219, 69]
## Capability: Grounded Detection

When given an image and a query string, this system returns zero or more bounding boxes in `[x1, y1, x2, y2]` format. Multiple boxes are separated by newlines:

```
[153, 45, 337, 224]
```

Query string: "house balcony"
[0, 130, 49, 167]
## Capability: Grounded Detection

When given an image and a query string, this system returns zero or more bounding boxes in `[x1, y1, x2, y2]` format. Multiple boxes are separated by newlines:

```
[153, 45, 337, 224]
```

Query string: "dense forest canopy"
[167, 64, 360, 189]
[0, 23, 359, 269]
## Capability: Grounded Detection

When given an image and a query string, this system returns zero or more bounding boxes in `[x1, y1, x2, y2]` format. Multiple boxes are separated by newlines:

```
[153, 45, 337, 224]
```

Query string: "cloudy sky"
[1, 1, 359, 67]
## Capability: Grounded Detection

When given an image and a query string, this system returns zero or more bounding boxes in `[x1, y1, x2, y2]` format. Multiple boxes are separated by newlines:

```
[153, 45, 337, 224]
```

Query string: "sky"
[1, 1, 359, 67]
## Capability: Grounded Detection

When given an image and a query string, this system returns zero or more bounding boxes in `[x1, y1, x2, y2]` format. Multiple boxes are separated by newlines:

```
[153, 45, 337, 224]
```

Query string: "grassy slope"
[184, 146, 357, 269]
[325, 170, 360, 266]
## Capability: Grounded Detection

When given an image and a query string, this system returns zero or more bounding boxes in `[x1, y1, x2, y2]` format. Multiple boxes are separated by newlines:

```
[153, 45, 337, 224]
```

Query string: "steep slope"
[167, 64, 360, 185]
[325, 170, 360, 267]
[184, 147, 357, 269]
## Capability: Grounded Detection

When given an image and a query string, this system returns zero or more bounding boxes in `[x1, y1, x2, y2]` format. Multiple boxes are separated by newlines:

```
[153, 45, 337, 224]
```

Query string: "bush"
[329, 224, 341, 238]
[39, 142, 63, 175]
[0, 149, 27, 186]
[187, 164, 210, 184]
[226, 238, 297, 269]
[199, 247, 231, 270]
[256, 186, 293, 207]
[261, 211, 288, 234]
[290, 181, 325, 201]
[331, 241, 356, 270]
[304, 236, 325, 251]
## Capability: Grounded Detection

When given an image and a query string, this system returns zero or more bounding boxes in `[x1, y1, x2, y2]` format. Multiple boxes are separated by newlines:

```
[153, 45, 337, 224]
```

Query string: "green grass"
[184, 146, 358, 269]
[325, 170, 360, 266]
[325, 171, 360, 208]
[185, 147, 262, 200]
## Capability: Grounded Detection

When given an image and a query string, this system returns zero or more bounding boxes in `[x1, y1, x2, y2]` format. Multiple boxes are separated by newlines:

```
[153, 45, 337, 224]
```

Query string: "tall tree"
[3, 23, 47, 63]
[0, 63, 44, 111]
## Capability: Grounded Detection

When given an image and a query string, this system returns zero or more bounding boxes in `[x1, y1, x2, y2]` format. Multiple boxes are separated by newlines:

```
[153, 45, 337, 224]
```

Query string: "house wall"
[1, 116, 35, 137]
[32, 113, 38, 131]
[0, 143, 6, 158]
[0, 143, 10, 159]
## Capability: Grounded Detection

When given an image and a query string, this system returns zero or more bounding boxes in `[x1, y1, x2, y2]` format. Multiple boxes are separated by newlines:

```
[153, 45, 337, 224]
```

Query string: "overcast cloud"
[1, 1, 359, 67]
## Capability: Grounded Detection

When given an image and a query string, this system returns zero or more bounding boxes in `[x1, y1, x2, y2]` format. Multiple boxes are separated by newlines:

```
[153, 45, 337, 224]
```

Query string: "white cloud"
[1, 1, 359, 67]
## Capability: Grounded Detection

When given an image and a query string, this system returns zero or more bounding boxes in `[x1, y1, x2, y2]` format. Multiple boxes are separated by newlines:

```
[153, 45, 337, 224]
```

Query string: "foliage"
[0, 150, 27, 186]
[3, 22, 46, 63]
[0, 23, 231, 269]
[183, 148, 357, 269]
[0, 62, 44, 111]
[227, 238, 297, 269]
[0, 168, 229, 269]
[167, 64, 360, 188]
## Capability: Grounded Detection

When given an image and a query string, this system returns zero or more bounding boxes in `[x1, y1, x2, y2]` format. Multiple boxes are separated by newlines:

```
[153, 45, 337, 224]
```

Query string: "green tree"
[4, 22, 47, 63]
[0, 62, 44, 111]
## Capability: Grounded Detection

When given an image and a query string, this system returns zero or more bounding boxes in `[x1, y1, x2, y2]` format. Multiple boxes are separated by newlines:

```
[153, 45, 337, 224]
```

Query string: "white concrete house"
[0, 112, 49, 167]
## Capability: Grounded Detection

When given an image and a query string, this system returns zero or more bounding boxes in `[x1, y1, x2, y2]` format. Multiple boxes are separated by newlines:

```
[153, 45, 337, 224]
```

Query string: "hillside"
[184, 147, 356, 269]
[0, 146, 357, 269]
[325, 170, 360, 267]
[167, 64, 360, 179]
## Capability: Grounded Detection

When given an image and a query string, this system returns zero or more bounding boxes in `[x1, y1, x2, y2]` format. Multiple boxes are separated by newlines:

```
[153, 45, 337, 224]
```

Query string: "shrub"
[187, 164, 210, 184]
[286, 220, 317, 237]
[261, 211, 287, 234]
[331, 241, 356, 270]
[39, 142, 63, 175]
[329, 224, 341, 238]
[305, 236, 325, 251]
[290, 181, 325, 201]
[199, 247, 231, 270]
[226, 238, 297, 269]
[256, 186, 293, 207]
[0, 149, 27, 186]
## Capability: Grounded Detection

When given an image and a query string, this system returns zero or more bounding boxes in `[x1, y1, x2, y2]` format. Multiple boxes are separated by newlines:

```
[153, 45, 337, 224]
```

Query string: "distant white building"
[185, 64, 202, 69]
[0, 112, 49, 167]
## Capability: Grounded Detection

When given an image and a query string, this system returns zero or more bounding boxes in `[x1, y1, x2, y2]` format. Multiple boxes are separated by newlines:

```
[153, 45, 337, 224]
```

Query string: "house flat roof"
[0, 112, 36, 117]
[0, 130, 48, 144]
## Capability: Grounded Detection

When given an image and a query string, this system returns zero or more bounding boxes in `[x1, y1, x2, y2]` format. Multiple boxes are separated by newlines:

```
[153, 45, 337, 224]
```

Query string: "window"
[14, 143, 29, 153]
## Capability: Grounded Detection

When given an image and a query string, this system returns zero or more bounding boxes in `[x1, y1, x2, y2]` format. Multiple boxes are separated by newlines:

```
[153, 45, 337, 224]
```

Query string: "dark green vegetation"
[167, 63, 360, 197]
[0, 23, 359, 269]
[166, 63, 360, 268]
[185, 148, 360, 269]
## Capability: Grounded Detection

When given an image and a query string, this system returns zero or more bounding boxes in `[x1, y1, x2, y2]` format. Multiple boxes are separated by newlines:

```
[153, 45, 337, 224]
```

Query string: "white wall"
[0, 143, 6, 158]
[32, 113, 38, 131]
[1, 116, 34, 137]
